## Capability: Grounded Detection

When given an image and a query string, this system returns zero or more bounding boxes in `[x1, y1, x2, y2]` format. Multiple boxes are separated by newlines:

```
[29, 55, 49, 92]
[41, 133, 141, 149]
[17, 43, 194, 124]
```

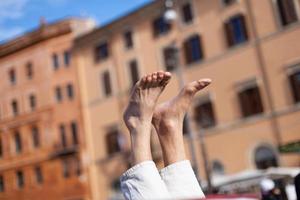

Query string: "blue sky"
[0, 0, 152, 43]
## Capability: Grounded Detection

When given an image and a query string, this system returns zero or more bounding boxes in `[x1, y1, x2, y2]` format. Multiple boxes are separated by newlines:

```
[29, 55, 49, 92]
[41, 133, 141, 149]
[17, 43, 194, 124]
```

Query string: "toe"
[196, 79, 212, 90]
[184, 78, 211, 94]
[151, 72, 159, 87]
[161, 72, 172, 86]
[144, 74, 153, 88]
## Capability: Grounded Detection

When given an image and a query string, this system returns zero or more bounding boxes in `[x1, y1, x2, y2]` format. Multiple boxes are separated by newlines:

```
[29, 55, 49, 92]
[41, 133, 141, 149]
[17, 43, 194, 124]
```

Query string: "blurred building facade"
[0, 19, 94, 200]
[73, 0, 300, 199]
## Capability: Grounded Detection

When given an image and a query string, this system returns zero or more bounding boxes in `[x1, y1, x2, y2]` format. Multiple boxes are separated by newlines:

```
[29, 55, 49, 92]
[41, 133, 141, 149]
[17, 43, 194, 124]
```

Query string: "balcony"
[50, 144, 79, 159]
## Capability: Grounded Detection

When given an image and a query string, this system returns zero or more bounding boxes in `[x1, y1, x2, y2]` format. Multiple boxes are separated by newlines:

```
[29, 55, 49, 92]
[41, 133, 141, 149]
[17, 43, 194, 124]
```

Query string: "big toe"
[184, 78, 211, 94]
[160, 72, 172, 86]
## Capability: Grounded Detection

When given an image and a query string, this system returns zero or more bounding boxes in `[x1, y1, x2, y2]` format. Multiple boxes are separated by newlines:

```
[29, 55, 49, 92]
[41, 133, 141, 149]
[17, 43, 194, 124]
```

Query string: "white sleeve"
[160, 160, 205, 199]
[120, 161, 171, 200]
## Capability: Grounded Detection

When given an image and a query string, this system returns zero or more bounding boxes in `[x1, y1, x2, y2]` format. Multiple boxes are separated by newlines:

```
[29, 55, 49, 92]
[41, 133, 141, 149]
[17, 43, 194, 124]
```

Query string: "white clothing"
[120, 160, 205, 200]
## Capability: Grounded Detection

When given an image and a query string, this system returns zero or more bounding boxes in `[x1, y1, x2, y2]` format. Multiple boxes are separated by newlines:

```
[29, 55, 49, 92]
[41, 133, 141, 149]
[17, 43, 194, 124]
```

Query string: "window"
[62, 159, 70, 178]
[124, 31, 134, 49]
[29, 94, 36, 111]
[55, 86, 63, 102]
[238, 85, 264, 118]
[52, 53, 59, 70]
[11, 100, 19, 116]
[194, 100, 216, 128]
[26, 62, 33, 79]
[276, 0, 298, 26]
[64, 51, 71, 66]
[152, 16, 171, 37]
[163, 46, 178, 71]
[0, 138, 2, 158]
[16, 171, 24, 188]
[211, 160, 225, 175]
[101, 71, 112, 97]
[0, 175, 4, 192]
[289, 70, 300, 103]
[9, 68, 16, 85]
[183, 34, 204, 64]
[70, 121, 78, 145]
[181, 2, 194, 23]
[34, 167, 43, 184]
[222, 0, 237, 6]
[31, 126, 40, 148]
[105, 127, 121, 155]
[59, 124, 67, 148]
[14, 131, 22, 154]
[224, 14, 248, 47]
[94, 42, 109, 62]
[129, 60, 140, 87]
[66, 84, 74, 100]
[254, 146, 278, 169]
[74, 157, 81, 176]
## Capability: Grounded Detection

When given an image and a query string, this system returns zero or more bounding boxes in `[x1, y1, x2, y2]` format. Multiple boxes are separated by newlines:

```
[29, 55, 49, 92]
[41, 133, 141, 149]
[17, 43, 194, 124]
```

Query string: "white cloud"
[0, 0, 29, 21]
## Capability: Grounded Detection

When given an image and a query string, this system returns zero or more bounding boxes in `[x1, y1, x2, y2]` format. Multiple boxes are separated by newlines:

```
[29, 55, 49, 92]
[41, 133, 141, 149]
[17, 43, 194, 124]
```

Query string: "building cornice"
[0, 20, 75, 58]
[74, 0, 165, 48]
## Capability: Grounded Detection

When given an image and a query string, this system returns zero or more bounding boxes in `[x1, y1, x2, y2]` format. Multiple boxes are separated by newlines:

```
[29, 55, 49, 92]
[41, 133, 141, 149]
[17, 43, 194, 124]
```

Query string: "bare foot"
[123, 71, 172, 165]
[152, 79, 211, 166]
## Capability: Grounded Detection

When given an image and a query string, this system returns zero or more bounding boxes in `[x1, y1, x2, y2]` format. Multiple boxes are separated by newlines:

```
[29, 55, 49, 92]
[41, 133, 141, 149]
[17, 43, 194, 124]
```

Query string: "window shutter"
[278, 0, 298, 25]
[224, 21, 234, 47]
[239, 15, 249, 41]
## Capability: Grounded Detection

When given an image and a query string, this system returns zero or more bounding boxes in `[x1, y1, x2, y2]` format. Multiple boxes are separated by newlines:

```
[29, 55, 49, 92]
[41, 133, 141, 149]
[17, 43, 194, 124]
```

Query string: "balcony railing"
[50, 143, 79, 159]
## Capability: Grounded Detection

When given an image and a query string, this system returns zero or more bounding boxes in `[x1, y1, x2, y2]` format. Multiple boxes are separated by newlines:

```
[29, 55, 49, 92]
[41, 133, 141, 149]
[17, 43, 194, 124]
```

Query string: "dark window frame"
[16, 171, 24, 189]
[183, 34, 204, 65]
[276, 0, 298, 26]
[55, 86, 63, 102]
[64, 50, 71, 67]
[181, 2, 194, 24]
[14, 131, 22, 154]
[101, 70, 113, 97]
[9, 68, 16, 85]
[194, 99, 216, 129]
[129, 60, 140, 87]
[105, 127, 121, 155]
[0, 175, 4, 192]
[34, 166, 43, 184]
[238, 84, 264, 118]
[31, 126, 40, 148]
[224, 14, 248, 47]
[94, 42, 109, 62]
[222, 0, 237, 6]
[70, 121, 79, 146]
[0, 138, 2, 158]
[52, 53, 59, 70]
[289, 69, 300, 104]
[62, 159, 70, 178]
[163, 46, 179, 72]
[66, 83, 74, 100]
[26, 62, 34, 79]
[11, 99, 19, 116]
[59, 124, 67, 148]
[124, 30, 134, 49]
[152, 16, 172, 37]
[29, 94, 36, 111]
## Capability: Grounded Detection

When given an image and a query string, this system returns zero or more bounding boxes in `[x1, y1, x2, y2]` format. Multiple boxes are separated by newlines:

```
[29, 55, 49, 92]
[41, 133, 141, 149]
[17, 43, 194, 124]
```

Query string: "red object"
[204, 194, 259, 199]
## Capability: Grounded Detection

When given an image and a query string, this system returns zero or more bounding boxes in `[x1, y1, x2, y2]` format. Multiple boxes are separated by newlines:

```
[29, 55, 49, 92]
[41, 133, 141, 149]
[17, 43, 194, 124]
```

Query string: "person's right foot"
[152, 79, 211, 165]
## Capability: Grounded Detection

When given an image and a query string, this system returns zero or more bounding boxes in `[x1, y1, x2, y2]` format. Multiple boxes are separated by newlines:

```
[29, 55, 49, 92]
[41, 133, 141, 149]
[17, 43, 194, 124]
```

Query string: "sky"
[0, 0, 152, 43]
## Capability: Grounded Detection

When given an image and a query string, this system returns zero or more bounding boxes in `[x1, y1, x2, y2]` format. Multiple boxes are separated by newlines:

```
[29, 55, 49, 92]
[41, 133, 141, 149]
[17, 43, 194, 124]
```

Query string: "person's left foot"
[152, 79, 211, 165]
